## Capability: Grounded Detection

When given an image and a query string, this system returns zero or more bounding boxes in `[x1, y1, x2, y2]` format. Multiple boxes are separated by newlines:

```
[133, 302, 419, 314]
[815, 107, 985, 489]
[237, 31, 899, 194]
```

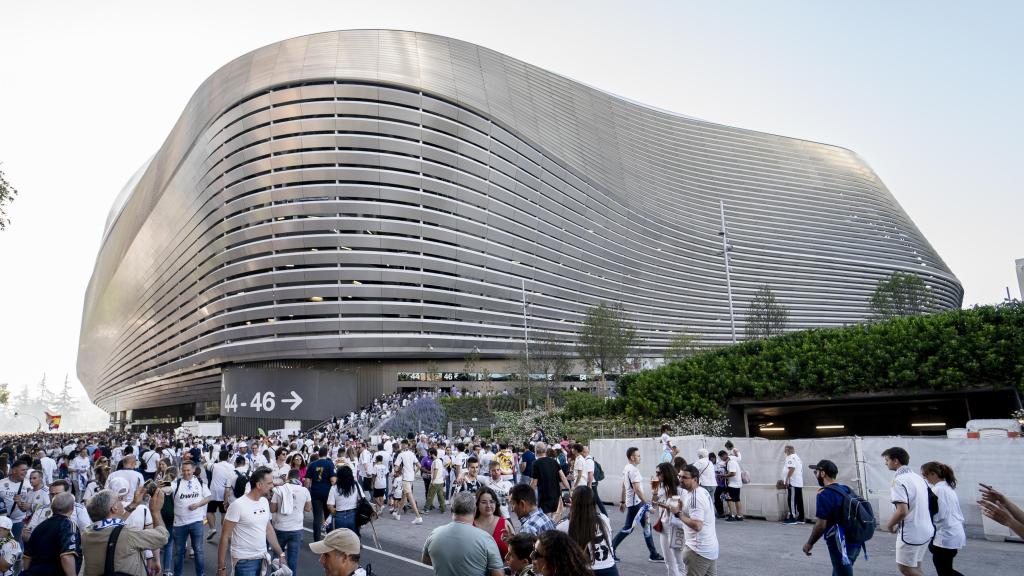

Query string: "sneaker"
[206, 529, 217, 541]
[648, 555, 665, 563]
[412, 517, 423, 525]
[725, 516, 737, 522]
[736, 516, 744, 521]
[783, 519, 800, 525]
[392, 511, 400, 520]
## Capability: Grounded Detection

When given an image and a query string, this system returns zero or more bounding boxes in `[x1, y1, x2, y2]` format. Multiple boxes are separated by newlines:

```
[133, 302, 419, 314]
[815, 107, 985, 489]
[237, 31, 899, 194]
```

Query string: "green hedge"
[620, 302, 1024, 419]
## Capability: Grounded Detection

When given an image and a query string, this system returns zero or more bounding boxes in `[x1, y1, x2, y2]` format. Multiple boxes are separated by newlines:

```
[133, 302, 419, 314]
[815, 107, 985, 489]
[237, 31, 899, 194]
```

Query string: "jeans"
[161, 526, 174, 572]
[611, 503, 659, 559]
[713, 486, 727, 516]
[233, 558, 262, 576]
[275, 530, 302, 575]
[825, 538, 862, 576]
[334, 509, 359, 537]
[173, 520, 205, 576]
[591, 482, 608, 516]
[929, 543, 964, 576]
[519, 474, 533, 486]
[311, 495, 329, 541]
[425, 482, 447, 512]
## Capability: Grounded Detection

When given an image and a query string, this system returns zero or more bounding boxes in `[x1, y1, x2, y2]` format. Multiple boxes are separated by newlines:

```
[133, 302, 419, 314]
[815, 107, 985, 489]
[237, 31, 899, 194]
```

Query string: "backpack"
[161, 481, 181, 526]
[593, 459, 605, 483]
[825, 484, 876, 544]
[232, 470, 249, 499]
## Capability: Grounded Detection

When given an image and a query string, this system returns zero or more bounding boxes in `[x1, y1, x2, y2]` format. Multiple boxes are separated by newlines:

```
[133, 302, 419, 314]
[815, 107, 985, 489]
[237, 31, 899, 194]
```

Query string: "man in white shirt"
[674, 464, 718, 576]
[22, 479, 91, 542]
[107, 455, 145, 496]
[781, 445, 805, 525]
[357, 444, 374, 492]
[694, 449, 717, 502]
[394, 440, 423, 524]
[719, 450, 744, 521]
[206, 450, 234, 542]
[217, 468, 286, 576]
[610, 447, 663, 562]
[140, 445, 161, 481]
[171, 461, 212, 576]
[883, 447, 934, 576]
[0, 460, 31, 541]
[270, 470, 311, 576]
[35, 451, 57, 486]
[480, 461, 513, 518]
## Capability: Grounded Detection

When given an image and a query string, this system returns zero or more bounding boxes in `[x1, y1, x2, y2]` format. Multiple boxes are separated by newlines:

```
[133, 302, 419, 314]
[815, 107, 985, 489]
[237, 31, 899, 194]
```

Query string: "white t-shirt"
[397, 451, 418, 482]
[695, 458, 716, 486]
[678, 486, 718, 559]
[556, 513, 615, 570]
[452, 452, 468, 476]
[172, 478, 211, 526]
[327, 485, 360, 512]
[783, 454, 803, 488]
[270, 462, 291, 486]
[358, 450, 373, 479]
[39, 457, 58, 485]
[931, 480, 966, 549]
[660, 434, 671, 452]
[224, 496, 272, 560]
[573, 456, 586, 485]
[209, 461, 236, 501]
[141, 450, 160, 473]
[107, 469, 145, 496]
[271, 484, 311, 532]
[0, 535, 22, 576]
[623, 463, 643, 506]
[0, 478, 30, 522]
[890, 467, 935, 545]
[373, 464, 389, 490]
[726, 459, 743, 488]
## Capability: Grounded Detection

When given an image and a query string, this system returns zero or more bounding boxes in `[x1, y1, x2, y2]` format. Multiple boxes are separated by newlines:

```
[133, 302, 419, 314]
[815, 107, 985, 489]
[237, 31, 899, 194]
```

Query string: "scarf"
[92, 517, 126, 531]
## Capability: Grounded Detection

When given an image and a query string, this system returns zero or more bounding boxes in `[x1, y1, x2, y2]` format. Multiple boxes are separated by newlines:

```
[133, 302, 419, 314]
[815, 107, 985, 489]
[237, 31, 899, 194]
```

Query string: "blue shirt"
[521, 450, 536, 477]
[23, 514, 81, 576]
[306, 459, 336, 498]
[815, 483, 851, 530]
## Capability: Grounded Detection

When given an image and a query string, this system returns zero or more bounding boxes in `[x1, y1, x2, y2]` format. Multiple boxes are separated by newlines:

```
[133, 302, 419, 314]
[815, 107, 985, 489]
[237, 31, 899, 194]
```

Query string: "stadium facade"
[78, 30, 963, 430]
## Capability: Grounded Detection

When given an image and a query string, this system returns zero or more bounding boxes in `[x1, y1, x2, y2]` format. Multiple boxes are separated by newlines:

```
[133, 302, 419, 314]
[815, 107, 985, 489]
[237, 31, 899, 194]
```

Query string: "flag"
[45, 412, 62, 431]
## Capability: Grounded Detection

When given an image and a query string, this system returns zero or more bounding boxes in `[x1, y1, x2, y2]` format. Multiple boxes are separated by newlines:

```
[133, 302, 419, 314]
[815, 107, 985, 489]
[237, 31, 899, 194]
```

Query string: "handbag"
[355, 484, 375, 527]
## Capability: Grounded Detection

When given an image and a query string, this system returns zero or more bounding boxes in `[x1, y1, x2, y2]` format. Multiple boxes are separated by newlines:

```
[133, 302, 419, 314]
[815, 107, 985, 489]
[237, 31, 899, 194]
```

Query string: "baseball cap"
[108, 477, 133, 503]
[808, 459, 839, 477]
[309, 528, 360, 555]
[0, 516, 12, 531]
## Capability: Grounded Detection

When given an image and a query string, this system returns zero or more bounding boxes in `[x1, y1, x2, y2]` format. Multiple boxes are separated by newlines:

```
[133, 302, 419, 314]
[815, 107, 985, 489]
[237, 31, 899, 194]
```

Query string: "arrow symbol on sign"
[282, 391, 303, 411]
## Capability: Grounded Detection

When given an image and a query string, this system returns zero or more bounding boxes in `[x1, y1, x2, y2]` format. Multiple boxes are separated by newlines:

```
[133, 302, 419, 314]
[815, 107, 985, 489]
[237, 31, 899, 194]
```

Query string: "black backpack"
[232, 471, 249, 499]
[592, 458, 605, 483]
[825, 484, 876, 544]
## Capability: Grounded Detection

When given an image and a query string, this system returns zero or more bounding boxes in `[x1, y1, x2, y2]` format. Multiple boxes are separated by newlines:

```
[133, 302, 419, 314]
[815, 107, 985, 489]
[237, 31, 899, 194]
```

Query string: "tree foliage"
[745, 284, 789, 340]
[577, 302, 637, 376]
[664, 331, 700, 361]
[869, 271, 936, 320]
[0, 166, 17, 231]
[619, 302, 1024, 420]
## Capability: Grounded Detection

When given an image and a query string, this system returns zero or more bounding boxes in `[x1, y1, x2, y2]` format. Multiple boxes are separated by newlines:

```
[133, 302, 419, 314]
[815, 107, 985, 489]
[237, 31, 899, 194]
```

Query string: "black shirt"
[532, 457, 562, 503]
[23, 514, 81, 576]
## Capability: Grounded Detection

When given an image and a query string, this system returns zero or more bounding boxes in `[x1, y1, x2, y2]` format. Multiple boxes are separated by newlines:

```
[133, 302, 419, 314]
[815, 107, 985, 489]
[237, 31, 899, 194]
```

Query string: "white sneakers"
[412, 517, 423, 525]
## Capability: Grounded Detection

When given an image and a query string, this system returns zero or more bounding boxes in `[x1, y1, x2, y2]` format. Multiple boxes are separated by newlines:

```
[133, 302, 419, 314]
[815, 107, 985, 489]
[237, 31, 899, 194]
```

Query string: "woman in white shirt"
[555, 485, 618, 576]
[327, 466, 362, 537]
[920, 461, 965, 576]
[652, 462, 684, 576]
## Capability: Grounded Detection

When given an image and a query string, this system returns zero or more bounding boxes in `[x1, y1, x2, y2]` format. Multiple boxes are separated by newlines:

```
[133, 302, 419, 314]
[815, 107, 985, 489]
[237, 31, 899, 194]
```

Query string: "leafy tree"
[664, 331, 700, 361]
[745, 284, 789, 340]
[577, 302, 638, 391]
[869, 271, 936, 320]
[463, 349, 482, 381]
[0, 388, 9, 406]
[0, 166, 17, 231]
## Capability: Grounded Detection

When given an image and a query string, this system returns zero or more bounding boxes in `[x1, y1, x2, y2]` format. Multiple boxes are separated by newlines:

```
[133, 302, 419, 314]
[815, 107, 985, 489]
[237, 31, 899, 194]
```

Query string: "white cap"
[108, 477, 132, 503]
[0, 516, 12, 531]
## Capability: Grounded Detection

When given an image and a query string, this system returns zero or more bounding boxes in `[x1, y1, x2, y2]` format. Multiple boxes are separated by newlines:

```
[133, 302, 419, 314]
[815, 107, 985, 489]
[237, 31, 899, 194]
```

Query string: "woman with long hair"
[920, 461, 965, 576]
[555, 486, 617, 576]
[653, 462, 684, 576]
[83, 465, 109, 501]
[532, 530, 595, 576]
[474, 486, 510, 559]
[290, 453, 307, 481]
[327, 465, 362, 536]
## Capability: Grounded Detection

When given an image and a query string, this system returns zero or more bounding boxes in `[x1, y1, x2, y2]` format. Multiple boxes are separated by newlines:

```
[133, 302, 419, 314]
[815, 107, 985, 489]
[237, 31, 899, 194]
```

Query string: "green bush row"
[618, 302, 1024, 419]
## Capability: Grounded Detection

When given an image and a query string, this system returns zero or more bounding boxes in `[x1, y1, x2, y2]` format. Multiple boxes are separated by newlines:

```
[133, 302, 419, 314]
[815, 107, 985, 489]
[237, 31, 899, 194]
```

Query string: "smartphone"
[561, 489, 570, 506]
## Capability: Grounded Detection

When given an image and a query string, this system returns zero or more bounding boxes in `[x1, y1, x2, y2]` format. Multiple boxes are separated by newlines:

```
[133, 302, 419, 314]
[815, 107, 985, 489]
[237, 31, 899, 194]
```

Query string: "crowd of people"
[0, 414, 1016, 576]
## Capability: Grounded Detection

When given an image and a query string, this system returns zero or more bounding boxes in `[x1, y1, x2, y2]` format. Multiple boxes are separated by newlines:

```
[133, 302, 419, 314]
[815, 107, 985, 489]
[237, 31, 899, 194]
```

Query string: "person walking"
[420, 491, 504, 576]
[170, 461, 211, 576]
[394, 440, 423, 525]
[719, 450, 743, 521]
[0, 516, 21, 576]
[882, 447, 934, 576]
[519, 442, 536, 486]
[309, 528, 362, 576]
[270, 469, 311, 575]
[327, 467, 362, 537]
[424, 449, 447, 513]
[781, 445, 804, 524]
[509, 483, 555, 535]
[20, 492, 81, 576]
[216, 468, 287, 576]
[652, 462, 683, 575]
[556, 486, 617, 576]
[610, 447, 663, 563]
[0, 459, 30, 541]
[531, 447, 570, 519]
[920, 462, 965, 576]
[673, 464, 718, 576]
[306, 447, 337, 542]
[81, 489, 169, 576]
[802, 460, 862, 576]
[206, 450, 233, 542]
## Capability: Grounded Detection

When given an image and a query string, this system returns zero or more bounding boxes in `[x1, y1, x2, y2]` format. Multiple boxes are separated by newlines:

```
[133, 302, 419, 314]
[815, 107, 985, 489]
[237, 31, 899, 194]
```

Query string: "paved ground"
[178, 483, 1021, 576]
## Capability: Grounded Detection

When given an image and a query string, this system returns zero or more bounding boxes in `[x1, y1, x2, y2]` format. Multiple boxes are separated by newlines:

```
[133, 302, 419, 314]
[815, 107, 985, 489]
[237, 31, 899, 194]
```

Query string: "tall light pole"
[521, 279, 531, 406]
[719, 200, 737, 344]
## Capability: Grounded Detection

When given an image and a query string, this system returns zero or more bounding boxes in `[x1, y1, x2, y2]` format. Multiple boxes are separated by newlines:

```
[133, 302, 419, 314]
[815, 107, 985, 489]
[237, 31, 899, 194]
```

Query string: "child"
[372, 455, 388, 510]
[0, 517, 21, 576]
[389, 463, 405, 518]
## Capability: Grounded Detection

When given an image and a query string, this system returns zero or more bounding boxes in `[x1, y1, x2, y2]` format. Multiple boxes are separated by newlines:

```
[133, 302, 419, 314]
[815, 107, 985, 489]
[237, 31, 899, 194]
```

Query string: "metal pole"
[719, 200, 737, 344]
[522, 279, 531, 406]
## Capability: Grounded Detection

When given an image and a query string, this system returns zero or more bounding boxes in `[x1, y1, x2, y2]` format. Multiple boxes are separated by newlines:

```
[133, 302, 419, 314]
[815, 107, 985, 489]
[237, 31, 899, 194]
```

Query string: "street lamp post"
[719, 200, 737, 344]
[521, 278, 532, 406]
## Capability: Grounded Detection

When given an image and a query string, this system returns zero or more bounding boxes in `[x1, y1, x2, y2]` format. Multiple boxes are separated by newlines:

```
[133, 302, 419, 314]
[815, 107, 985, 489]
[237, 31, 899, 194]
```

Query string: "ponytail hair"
[920, 461, 957, 489]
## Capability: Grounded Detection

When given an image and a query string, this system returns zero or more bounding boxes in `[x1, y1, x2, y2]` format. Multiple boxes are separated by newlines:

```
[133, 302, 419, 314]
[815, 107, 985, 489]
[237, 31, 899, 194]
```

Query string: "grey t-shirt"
[422, 521, 503, 576]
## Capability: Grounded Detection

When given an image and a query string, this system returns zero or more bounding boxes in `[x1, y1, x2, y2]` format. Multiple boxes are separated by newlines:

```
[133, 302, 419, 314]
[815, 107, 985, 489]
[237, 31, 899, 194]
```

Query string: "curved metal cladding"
[79, 30, 962, 411]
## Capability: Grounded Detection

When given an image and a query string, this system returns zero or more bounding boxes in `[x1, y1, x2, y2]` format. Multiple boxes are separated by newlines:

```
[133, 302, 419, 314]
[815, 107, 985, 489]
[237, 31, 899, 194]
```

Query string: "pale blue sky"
[0, 1, 1020, 401]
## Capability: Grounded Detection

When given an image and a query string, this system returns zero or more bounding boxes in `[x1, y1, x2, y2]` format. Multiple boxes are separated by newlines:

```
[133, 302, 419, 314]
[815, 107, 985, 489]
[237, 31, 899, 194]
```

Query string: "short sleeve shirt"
[815, 484, 850, 530]
[224, 496, 271, 560]
[306, 459, 336, 499]
[521, 451, 536, 477]
[172, 478, 211, 526]
[422, 521, 503, 576]
[783, 454, 803, 487]
[23, 514, 81, 575]
[1, 537, 22, 576]
[623, 464, 643, 506]
[726, 459, 743, 488]
[890, 467, 935, 545]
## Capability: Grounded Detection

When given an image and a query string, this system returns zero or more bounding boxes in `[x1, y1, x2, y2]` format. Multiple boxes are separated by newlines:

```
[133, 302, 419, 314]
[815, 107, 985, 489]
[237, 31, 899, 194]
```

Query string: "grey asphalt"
[179, 483, 1020, 576]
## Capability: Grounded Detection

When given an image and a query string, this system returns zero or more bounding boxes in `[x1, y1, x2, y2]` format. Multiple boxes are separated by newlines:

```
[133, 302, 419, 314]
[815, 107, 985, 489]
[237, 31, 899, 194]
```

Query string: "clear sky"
[0, 1, 1020, 403]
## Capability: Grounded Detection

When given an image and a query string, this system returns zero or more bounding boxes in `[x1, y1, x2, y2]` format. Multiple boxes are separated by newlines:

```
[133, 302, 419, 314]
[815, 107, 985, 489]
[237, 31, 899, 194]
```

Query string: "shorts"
[402, 480, 414, 496]
[895, 537, 928, 567]
[372, 488, 386, 499]
[726, 487, 741, 502]
[207, 500, 225, 514]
